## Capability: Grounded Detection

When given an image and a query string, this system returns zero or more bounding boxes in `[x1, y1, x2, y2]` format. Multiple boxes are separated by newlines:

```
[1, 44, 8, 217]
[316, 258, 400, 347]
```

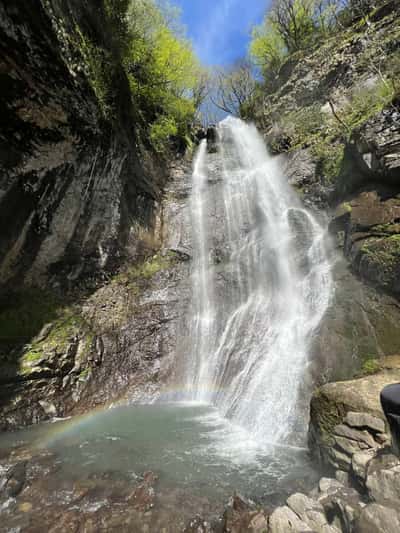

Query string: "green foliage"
[60, 0, 204, 148]
[116, 0, 204, 151]
[313, 142, 344, 184]
[338, 81, 396, 134]
[249, 0, 392, 87]
[269, 79, 394, 184]
[250, 19, 287, 83]
[273, 0, 318, 53]
[75, 26, 116, 118]
[360, 358, 381, 376]
[150, 116, 178, 152]
[212, 61, 256, 118]
[103, 0, 131, 56]
[112, 251, 177, 287]
[250, 0, 342, 80]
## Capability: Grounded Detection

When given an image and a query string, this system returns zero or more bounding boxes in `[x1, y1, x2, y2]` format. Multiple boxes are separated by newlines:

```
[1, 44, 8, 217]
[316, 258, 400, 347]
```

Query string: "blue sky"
[171, 0, 270, 66]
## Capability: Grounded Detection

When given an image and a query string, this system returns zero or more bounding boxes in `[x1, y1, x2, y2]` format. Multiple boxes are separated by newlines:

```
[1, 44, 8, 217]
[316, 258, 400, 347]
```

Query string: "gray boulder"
[269, 506, 313, 532]
[354, 503, 400, 533]
[318, 484, 364, 533]
[344, 412, 385, 434]
[287, 492, 339, 533]
[366, 453, 400, 507]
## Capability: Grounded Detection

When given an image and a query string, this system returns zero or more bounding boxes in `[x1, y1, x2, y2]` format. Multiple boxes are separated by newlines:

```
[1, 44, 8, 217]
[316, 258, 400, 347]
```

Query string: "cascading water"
[0, 119, 330, 526]
[183, 117, 333, 445]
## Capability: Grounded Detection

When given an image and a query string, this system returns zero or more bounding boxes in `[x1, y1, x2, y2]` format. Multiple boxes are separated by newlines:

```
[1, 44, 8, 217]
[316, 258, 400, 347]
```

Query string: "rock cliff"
[0, 1, 189, 427]
[0, 1, 164, 290]
[253, 0, 400, 380]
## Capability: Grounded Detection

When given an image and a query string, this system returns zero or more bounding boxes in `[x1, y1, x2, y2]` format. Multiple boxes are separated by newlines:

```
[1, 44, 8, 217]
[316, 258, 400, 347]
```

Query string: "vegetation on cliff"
[101, 0, 205, 152]
[210, 1, 398, 196]
[47, 0, 205, 152]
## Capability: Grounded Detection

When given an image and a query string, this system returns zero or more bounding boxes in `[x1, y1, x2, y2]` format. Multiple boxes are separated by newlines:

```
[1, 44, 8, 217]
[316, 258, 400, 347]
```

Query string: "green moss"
[75, 26, 116, 118]
[371, 223, 400, 235]
[340, 202, 352, 213]
[312, 141, 344, 184]
[18, 306, 92, 375]
[311, 388, 344, 447]
[361, 235, 400, 265]
[359, 358, 381, 376]
[78, 367, 91, 381]
[24, 350, 43, 361]
[340, 81, 395, 136]
[268, 76, 394, 189]
[112, 252, 178, 288]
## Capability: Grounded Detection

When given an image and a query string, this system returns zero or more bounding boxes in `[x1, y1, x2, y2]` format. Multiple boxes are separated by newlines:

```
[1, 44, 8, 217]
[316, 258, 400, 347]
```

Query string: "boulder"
[184, 516, 213, 533]
[126, 471, 158, 511]
[318, 478, 344, 495]
[351, 101, 400, 184]
[1, 461, 27, 498]
[287, 492, 339, 533]
[366, 453, 400, 507]
[330, 188, 400, 297]
[344, 412, 385, 434]
[222, 493, 268, 533]
[318, 484, 364, 533]
[334, 471, 350, 487]
[269, 506, 312, 533]
[354, 503, 400, 533]
[207, 127, 218, 153]
[333, 425, 376, 448]
[309, 367, 400, 470]
[351, 450, 377, 486]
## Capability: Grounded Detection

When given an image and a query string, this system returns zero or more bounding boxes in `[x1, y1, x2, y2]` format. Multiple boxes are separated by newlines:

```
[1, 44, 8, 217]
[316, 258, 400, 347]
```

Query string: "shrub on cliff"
[249, 0, 391, 84]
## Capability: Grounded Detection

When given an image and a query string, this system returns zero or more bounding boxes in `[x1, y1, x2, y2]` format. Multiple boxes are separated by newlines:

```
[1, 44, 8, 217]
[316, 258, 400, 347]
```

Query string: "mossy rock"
[356, 235, 400, 294]
[18, 307, 92, 378]
[358, 358, 382, 377]
[112, 252, 178, 288]
[309, 366, 400, 465]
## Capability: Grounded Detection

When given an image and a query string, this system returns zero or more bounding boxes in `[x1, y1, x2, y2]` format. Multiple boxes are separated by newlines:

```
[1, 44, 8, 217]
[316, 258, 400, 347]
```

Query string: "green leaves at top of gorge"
[249, 0, 396, 86]
[103, 0, 204, 152]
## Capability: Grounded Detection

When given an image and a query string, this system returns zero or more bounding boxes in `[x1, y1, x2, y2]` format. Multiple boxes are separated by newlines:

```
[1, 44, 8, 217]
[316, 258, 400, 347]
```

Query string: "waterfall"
[183, 117, 333, 445]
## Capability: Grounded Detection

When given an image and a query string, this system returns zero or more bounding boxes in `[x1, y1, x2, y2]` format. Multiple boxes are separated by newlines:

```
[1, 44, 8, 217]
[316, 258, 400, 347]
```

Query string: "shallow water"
[0, 403, 319, 503]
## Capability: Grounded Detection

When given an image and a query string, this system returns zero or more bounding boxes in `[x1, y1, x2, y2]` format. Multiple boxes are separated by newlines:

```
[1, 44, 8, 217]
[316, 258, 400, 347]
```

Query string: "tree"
[112, 0, 205, 150]
[211, 60, 256, 118]
[249, 0, 349, 85]
[250, 18, 287, 84]
[270, 0, 319, 52]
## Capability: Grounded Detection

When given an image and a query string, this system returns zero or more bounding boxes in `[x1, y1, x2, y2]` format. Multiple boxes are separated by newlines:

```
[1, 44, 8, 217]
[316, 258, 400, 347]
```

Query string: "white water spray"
[183, 118, 333, 444]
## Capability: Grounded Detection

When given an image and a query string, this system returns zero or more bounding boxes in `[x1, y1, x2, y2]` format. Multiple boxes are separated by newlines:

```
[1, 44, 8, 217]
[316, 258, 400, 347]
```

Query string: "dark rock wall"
[0, 1, 163, 290]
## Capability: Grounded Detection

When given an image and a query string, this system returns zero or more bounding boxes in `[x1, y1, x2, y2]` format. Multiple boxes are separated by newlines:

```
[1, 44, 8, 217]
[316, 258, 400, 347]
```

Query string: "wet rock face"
[330, 187, 400, 297]
[207, 127, 219, 153]
[350, 100, 400, 186]
[311, 258, 400, 383]
[0, 161, 192, 429]
[0, 1, 163, 289]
